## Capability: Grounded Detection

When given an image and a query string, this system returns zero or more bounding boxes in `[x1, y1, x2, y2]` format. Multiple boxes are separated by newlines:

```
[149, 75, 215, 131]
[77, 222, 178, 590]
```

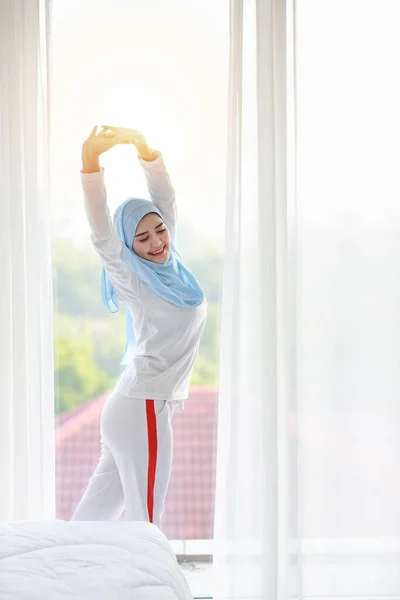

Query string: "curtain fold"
[214, 0, 291, 597]
[0, 0, 54, 521]
[214, 0, 400, 598]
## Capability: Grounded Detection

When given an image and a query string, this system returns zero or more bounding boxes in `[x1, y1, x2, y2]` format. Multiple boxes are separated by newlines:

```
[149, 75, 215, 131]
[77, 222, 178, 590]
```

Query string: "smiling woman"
[71, 124, 207, 528]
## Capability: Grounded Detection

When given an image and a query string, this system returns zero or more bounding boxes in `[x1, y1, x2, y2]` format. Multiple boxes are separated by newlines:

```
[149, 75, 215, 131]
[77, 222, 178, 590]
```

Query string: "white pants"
[71, 390, 177, 529]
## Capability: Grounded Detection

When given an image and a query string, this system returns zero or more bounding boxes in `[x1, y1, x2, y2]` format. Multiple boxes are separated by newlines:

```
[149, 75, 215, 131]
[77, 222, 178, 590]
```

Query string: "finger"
[124, 129, 142, 136]
[103, 125, 141, 136]
[98, 129, 116, 138]
[101, 125, 119, 132]
[88, 125, 97, 137]
[106, 130, 134, 143]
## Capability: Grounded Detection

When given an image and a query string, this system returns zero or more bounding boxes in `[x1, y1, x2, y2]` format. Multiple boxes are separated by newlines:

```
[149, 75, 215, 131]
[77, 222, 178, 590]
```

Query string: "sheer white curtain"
[214, 0, 400, 598]
[0, 0, 54, 521]
[214, 1, 291, 597]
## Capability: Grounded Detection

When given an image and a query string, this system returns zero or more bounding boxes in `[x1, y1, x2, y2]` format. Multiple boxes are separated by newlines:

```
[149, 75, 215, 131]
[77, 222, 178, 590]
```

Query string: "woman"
[71, 125, 207, 528]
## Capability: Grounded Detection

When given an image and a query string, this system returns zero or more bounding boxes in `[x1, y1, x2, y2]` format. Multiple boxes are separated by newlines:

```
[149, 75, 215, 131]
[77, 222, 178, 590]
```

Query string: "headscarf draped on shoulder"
[101, 198, 204, 364]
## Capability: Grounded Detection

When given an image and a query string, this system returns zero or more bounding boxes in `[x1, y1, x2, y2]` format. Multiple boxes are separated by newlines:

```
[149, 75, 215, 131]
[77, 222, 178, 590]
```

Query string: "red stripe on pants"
[146, 400, 158, 523]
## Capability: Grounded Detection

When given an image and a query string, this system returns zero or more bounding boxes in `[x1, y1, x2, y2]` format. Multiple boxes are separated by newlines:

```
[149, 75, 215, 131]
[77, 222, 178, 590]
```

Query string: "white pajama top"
[81, 152, 207, 409]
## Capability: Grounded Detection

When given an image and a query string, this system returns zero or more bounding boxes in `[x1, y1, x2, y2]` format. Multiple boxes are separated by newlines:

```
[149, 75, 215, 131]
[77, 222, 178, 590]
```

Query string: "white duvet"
[0, 520, 192, 600]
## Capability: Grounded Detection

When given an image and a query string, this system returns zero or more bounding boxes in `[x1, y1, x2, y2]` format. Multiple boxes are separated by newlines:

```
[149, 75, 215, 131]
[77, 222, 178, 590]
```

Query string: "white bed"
[0, 520, 193, 600]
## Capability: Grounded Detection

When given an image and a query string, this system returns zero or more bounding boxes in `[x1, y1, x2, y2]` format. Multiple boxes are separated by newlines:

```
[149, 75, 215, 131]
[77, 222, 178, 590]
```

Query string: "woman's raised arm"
[101, 126, 178, 245]
[80, 126, 141, 302]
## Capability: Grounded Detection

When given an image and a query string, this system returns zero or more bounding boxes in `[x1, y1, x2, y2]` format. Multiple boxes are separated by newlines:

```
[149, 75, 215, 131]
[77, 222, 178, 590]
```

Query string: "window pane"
[51, 1, 228, 595]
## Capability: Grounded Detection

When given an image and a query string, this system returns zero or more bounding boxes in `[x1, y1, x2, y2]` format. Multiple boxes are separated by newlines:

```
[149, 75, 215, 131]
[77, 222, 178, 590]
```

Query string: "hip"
[101, 389, 184, 424]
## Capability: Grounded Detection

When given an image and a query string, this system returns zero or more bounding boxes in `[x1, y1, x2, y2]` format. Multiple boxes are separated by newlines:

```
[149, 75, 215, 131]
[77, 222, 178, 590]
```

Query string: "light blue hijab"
[101, 197, 204, 365]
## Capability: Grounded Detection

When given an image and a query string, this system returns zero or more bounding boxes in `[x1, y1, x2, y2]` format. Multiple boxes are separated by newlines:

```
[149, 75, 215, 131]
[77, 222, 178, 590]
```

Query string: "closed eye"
[139, 228, 166, 243]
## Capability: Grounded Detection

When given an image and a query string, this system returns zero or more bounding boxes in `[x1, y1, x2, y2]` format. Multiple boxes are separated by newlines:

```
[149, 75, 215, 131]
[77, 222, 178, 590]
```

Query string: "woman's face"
[132, 212, 171, 263]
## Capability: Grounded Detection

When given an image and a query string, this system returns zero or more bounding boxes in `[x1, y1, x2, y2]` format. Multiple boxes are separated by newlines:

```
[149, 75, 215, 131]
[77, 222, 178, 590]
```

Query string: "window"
[51, 1, 228, 595]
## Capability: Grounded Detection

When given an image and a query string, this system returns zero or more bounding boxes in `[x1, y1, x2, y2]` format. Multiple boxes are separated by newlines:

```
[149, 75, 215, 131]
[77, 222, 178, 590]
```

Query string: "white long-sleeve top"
[81, 152, 207, 406]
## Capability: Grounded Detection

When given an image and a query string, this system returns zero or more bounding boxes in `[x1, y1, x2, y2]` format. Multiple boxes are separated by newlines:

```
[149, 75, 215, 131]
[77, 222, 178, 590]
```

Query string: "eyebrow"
[134, 221, 165, 238]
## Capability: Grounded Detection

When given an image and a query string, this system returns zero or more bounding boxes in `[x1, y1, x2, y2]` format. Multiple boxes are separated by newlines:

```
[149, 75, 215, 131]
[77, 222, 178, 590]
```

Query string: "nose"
[150, 238, 164, 250]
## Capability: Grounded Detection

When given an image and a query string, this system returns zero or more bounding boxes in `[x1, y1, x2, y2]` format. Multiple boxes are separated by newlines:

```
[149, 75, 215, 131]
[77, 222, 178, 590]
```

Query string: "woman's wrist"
[137, 145, 158, 162]
[81, 144, 100, 173]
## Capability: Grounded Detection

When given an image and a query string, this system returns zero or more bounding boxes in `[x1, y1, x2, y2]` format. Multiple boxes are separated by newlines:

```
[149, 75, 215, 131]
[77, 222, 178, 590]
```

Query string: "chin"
[158, 250, 169, 263]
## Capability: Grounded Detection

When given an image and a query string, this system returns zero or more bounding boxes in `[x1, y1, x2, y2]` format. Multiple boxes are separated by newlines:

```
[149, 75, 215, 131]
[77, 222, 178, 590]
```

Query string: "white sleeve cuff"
[80, 166, 105, 182]
[138, 151, 164, 168]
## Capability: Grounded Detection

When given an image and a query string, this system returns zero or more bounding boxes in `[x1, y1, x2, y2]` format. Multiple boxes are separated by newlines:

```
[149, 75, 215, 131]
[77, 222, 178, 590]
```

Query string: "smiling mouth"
[149, 245, 166, 257]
